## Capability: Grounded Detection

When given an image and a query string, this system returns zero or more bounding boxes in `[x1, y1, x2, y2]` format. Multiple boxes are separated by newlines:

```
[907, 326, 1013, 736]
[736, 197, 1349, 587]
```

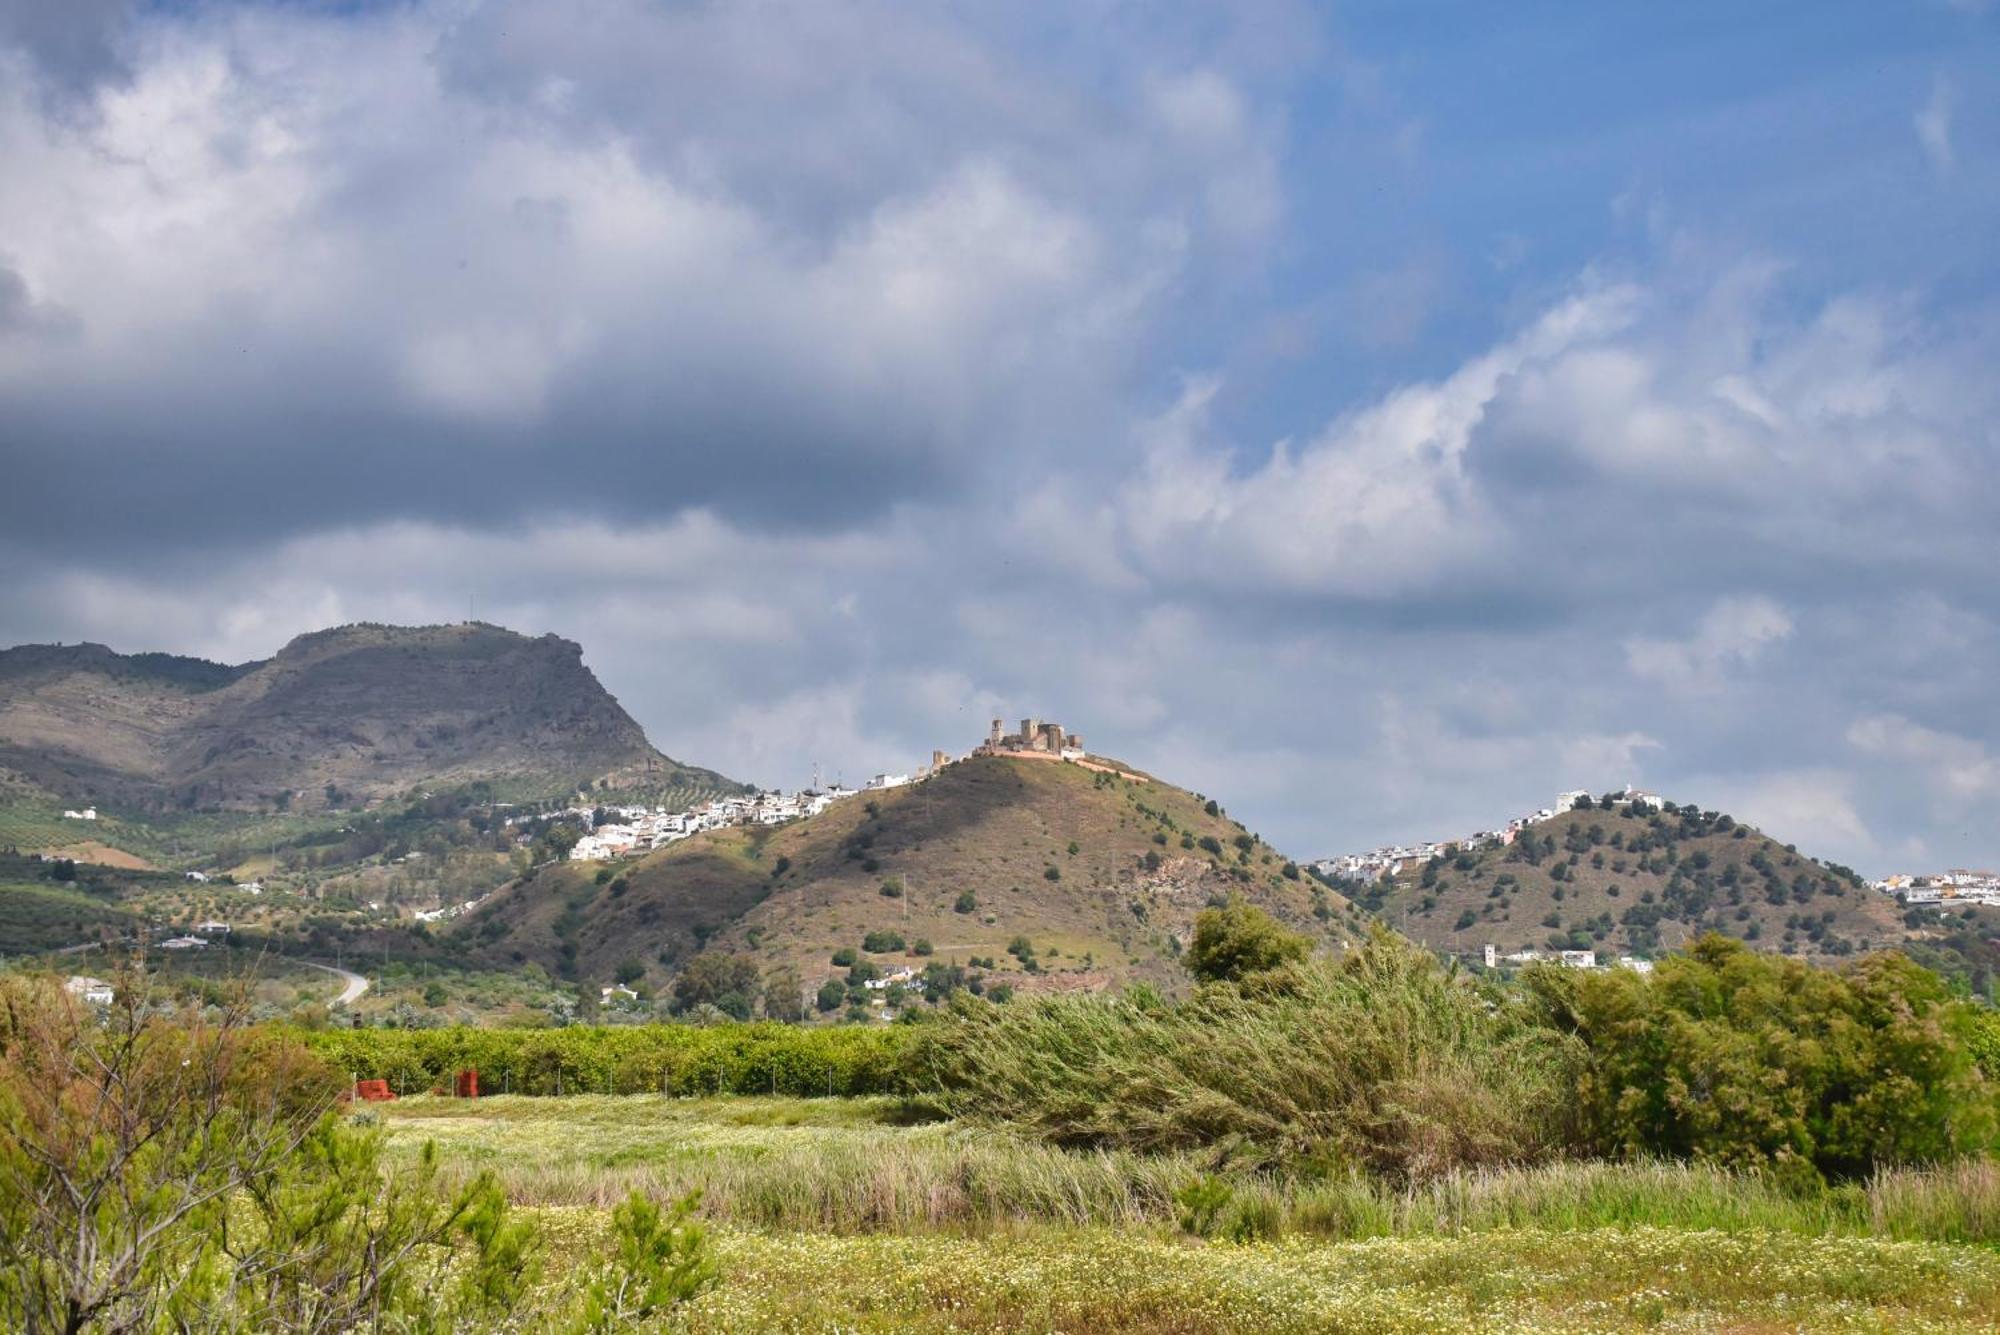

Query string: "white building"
[193, 920, 230, 936]
[64, 976, 115, 1004]
[61, 807, 98, 821]
[159, 936, 208, 950]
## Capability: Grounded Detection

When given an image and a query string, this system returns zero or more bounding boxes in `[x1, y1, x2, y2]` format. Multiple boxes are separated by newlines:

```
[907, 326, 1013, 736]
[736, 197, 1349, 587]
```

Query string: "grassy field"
[534, 1220, 2000, 1332]
[367, 1094, 2000, 1331]
[374, 1093, 2000, 1242]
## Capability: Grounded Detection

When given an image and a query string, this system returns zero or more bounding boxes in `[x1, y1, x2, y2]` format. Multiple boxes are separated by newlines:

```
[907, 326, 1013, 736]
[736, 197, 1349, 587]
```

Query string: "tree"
[670, 954, 760, 1016]
[614, 958, 646, 986]
[1531, 935, 2000, 1183]
[953, 891, 977, 914]
[572, 1191, 716, 1331]
[0, 970, 536, 1333]
[1184, 901, 1312, 984]
[815, 980, 845, 1013]
[763, 967, 805, 1023]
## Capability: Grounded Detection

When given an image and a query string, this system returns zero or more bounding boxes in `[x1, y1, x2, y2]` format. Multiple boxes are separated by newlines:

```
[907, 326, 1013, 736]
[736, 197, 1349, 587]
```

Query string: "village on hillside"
[1873, 870, 2000, 908]
[553, 716, 1116, 865]
[1310, 786, 1668, 887]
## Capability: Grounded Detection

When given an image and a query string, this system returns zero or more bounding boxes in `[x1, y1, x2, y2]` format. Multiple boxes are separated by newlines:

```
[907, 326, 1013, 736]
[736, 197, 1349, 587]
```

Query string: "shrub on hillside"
[909, 932, 1578, 1180]
[1184, 901, 1311, 984]
[1528, 935, 1999, 1184]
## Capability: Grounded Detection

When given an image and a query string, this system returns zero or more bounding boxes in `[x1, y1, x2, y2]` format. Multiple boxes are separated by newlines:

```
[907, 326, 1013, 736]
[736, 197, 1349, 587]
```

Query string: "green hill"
[457, 754, 1364, 1004]
[1353, 800, 1905, 964]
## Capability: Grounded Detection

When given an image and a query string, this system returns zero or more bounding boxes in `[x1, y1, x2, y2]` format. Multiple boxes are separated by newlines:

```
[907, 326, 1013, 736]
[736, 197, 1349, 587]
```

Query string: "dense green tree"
[670, 954, 760, 1017]
[1530, 935, 1999, 1183]
[1184, 901, 1312, 984]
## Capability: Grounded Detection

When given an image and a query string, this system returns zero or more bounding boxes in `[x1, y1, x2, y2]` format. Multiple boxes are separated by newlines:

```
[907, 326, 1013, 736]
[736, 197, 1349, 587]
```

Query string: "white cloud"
[1115, 283, 1641, 597]
[1625, 596, 1794, 694]
[1696, 769, 1873, 864]
[1916, 74, 1955, 176]
[1847, 713, 2000, 799]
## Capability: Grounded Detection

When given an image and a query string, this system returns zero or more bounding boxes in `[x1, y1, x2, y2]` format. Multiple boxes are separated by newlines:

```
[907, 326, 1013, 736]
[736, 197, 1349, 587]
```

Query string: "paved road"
[299, 960, 370, 1007]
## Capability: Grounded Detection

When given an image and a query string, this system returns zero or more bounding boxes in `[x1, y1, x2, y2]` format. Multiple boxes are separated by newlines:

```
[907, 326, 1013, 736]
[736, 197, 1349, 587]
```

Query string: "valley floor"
[373, 1094, 2000, 1332]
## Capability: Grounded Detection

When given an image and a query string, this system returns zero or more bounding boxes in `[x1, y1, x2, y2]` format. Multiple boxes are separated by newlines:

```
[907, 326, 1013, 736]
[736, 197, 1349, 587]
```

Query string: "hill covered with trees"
[1353, 798, 1907, 965]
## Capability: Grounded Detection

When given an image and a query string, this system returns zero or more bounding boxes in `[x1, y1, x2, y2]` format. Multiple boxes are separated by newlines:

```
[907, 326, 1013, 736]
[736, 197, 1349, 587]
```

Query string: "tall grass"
[377, 1094, 2000, 1244]
[909, 933, 1579, 1180]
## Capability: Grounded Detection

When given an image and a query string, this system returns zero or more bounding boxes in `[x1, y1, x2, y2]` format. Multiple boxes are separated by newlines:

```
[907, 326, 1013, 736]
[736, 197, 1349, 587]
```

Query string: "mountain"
[1351, 800, 1906, 964]
[0, 623, 738, 813]
[458, 752, 1365, 998]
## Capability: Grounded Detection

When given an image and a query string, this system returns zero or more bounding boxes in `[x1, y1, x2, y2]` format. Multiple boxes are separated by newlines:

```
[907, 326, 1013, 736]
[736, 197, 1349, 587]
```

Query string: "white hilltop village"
[1872, 869, 2000, 908]
[1311, 785, 1674, 974]
[551, 716, 1115, 866]
[1310, 785, 1667, 887]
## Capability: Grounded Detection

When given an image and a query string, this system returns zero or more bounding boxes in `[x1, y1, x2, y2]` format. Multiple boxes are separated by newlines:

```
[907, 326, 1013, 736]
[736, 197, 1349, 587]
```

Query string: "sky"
[1, 1, 1997, 875]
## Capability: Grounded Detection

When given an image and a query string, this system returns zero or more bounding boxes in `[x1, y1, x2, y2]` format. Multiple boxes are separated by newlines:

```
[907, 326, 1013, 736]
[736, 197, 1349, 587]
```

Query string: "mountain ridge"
[0, 622, 739, 813]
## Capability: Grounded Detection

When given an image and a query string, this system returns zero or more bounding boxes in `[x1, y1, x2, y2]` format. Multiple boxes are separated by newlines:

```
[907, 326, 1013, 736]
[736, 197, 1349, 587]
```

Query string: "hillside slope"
[1356, 801, 1904, 963]
[460, 754, 1364, 1000]
[0, 623, 737, 814]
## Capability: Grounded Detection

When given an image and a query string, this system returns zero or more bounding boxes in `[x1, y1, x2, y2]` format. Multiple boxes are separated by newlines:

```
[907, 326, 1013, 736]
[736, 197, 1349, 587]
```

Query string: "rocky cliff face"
[0, 623, 733, 810]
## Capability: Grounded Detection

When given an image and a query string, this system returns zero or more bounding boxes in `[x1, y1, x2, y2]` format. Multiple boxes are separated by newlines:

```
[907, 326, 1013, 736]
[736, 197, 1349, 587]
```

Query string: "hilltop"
[0, 623, 739, 816]
[457, 752, 1365, 1004]
[1353, 798, 1906, 964]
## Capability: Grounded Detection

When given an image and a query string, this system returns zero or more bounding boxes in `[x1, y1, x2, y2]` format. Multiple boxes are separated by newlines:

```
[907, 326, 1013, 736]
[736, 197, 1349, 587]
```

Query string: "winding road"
[298, 960, 370, 1007]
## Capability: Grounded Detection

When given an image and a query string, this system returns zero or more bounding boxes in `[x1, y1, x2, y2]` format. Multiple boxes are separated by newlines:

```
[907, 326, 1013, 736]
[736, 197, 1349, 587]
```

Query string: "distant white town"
[1308, 786, 1667, 886]
[552, 716, 1122, 865]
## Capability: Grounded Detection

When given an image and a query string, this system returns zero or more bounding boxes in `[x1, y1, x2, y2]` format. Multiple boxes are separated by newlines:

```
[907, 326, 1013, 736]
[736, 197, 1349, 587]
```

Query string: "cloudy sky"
[2, 1, 1997, 873]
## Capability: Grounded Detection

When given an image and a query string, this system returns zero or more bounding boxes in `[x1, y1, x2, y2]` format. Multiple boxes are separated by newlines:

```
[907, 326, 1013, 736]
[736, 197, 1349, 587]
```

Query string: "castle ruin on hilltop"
[976, 718, 1084, 759]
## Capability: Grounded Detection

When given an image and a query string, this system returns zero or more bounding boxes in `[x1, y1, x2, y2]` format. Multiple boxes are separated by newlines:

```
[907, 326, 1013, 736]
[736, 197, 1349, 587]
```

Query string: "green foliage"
[862, 930, 905, 954]
[912, 933, 1576, 1180]
[1184, 900, 1312, 984]
[571, 1191, 716, 1333]
[953, 890, 977, 914]
[672, 954, 759, 1018]
[1531, 935, 2000, 1183]
[298, 1023, 908, 1097]
[1174, 1175, 1234, 1237]
[0, 973, 537, 1332]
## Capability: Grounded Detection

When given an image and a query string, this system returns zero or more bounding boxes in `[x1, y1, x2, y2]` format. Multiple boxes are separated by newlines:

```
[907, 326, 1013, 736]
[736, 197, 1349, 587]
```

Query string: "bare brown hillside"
[460, 753, 1363, 1001]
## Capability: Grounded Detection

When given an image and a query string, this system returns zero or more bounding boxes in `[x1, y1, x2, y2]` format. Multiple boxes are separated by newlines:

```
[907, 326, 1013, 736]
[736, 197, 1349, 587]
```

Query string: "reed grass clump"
[908, 932, 1578, 1181]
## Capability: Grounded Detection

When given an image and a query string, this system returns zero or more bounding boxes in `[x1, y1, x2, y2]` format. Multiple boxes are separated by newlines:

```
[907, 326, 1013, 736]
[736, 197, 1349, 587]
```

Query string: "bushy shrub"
[1184, 901, 1310, 984]
[1529, 935, 1999, 1183]
[909, 932, 1577, 1180]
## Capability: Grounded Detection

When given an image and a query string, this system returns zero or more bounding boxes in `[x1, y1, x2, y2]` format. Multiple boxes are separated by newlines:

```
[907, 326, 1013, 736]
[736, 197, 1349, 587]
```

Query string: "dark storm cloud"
[4, 0, 2000, 878]
[0, 0, 1288, 560]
